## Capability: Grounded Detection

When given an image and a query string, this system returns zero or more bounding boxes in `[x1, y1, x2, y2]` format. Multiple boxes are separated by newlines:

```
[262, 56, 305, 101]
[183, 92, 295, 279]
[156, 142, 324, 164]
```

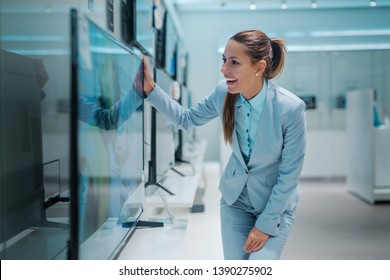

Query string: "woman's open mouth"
[226, 78, 237, 86]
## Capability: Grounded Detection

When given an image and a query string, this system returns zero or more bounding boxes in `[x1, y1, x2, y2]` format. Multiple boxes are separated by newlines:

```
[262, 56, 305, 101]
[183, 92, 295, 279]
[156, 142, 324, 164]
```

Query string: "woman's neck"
[242, 79, 264, 100]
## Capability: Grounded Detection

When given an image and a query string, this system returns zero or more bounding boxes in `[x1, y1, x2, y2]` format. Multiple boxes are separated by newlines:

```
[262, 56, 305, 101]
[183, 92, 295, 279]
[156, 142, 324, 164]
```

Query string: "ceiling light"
[281, 0, 288, 9]
[249, 1, 256, 10]
[370, 0, 377, 7]
[311, 0, 318, 9]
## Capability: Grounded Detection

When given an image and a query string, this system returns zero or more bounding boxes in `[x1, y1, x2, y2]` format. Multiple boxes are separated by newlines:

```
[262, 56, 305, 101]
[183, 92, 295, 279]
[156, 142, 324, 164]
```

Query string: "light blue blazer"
[146, 79, 306, 236]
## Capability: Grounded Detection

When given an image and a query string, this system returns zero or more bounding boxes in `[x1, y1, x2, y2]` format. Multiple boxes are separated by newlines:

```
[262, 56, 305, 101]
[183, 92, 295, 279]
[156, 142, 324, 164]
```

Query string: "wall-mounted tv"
[121, 0, 155, 56]
[70, 9, 144, 259]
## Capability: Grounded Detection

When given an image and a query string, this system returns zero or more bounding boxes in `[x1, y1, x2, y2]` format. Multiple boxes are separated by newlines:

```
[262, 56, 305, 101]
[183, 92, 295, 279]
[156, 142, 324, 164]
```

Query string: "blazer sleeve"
[255, 101, 306, 236]
[145, 83, 222, 129]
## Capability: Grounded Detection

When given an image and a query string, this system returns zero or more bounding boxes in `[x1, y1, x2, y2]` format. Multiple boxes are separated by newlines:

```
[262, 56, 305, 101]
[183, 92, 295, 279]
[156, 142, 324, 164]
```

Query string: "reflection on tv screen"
[75, 15, 144, 259]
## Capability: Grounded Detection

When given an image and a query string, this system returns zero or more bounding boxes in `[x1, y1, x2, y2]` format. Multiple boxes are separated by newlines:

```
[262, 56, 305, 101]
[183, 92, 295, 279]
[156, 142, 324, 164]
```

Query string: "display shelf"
[145, 171, 199, 208]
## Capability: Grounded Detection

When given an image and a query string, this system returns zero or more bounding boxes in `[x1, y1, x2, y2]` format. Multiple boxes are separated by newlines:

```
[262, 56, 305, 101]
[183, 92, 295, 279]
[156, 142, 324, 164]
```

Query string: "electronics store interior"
[1, 0, 390, 260]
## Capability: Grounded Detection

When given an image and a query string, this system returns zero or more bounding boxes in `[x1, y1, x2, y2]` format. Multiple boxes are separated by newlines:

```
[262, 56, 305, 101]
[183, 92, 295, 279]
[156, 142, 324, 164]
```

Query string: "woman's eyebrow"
[224, 55, 239, 60]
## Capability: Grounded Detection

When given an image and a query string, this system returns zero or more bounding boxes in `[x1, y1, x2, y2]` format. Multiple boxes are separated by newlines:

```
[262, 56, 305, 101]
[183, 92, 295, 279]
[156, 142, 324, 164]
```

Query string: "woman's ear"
[256, 60, 266, 75]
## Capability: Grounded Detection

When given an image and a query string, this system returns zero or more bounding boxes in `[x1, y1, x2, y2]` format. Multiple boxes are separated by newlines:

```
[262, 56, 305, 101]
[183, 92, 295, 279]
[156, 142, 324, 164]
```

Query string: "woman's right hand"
[142, 56, 156, 95]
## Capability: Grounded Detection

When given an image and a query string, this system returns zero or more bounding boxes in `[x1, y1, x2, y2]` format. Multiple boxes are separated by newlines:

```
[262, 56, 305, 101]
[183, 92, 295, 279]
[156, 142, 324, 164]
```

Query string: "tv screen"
[175, 39, 186, 85]
[164, 13, 178, 78]
[0, 50, 69, 260]
[143, 57, 154, 185]
[155, 6, 167, 69]
[121, 0, 155, 56]
[175, 84, 192, 161]
[154, 68, 176, 179]
[70, 10, 144, 259]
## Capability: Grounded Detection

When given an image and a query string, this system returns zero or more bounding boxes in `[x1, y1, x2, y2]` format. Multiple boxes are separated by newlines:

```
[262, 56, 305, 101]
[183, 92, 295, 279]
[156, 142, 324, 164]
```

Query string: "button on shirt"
[235, 80, 267, 165]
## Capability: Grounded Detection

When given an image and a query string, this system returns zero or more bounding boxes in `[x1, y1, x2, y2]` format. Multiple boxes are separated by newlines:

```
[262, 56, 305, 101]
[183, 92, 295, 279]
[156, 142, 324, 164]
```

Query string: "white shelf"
[145, 172, 199, 208]
[117, 217, 188, 260]
[117, 140, 208, 260]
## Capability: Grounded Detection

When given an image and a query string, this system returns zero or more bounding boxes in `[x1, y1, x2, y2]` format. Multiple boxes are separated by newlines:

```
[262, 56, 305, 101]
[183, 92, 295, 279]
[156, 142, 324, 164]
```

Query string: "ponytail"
[266, 38, 287, 79]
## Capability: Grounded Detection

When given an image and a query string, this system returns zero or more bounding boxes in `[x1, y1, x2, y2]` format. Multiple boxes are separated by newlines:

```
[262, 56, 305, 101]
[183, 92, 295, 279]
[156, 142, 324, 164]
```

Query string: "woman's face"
[221, 39, 263, 99]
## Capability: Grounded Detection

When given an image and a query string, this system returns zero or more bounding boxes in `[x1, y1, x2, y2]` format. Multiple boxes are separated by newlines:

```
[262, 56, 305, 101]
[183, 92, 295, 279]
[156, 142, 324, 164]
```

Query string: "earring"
[255, 73, 259, 76]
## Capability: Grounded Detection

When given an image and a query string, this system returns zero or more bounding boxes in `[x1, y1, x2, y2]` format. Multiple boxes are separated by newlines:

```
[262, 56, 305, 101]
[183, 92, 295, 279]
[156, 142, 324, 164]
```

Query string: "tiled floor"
[282, 178, 390, 260]
[183, 162, 390, 260]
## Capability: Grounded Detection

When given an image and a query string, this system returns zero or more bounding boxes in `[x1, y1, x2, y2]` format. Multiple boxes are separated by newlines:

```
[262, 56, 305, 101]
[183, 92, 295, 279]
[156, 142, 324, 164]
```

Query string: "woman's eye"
[232, 60, 239, 65]
[222, 58, 226, 63]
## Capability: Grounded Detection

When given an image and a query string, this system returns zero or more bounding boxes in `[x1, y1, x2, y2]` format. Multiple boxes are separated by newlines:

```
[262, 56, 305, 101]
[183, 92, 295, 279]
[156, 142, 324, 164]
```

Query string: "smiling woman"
[142, 29, 307, 260]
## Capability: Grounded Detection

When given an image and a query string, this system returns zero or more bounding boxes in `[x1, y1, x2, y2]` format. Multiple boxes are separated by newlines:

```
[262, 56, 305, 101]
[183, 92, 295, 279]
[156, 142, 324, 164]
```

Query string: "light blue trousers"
[220, 186, 296, 260]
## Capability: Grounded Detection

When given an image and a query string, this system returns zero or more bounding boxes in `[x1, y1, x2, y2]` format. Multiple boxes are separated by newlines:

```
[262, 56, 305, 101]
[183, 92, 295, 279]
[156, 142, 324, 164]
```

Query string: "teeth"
[226, 78, 236, 82]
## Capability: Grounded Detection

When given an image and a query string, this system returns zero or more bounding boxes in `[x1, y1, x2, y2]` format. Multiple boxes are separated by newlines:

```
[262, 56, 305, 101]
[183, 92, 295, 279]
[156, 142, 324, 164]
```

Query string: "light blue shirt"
[235, 79, 267, 164]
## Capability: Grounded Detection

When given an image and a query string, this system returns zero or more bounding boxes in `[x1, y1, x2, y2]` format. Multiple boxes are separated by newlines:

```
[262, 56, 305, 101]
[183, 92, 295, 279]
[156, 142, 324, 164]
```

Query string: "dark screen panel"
[165, 13, 178, 78]
[0, 49, 70, 260]
[0, 50, 45, 242]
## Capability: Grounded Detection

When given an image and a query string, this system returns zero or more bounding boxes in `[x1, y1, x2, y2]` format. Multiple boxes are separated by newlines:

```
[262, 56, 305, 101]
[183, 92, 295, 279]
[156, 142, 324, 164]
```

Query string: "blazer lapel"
[248, 85, 275, 166]
[232, 106, 247, 168]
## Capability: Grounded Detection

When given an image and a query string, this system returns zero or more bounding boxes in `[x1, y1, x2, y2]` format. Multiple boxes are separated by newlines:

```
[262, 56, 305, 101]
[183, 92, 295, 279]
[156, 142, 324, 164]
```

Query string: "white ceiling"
[172, 0, 390, 12]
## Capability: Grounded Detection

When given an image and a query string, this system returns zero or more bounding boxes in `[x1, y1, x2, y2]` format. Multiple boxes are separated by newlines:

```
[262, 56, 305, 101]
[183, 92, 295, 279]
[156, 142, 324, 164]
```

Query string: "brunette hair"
[222, 30, 287, 144]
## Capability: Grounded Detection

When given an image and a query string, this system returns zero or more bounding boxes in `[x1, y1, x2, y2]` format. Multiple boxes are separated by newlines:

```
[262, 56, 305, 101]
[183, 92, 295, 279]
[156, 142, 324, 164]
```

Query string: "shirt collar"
[235, 79, 267, 112]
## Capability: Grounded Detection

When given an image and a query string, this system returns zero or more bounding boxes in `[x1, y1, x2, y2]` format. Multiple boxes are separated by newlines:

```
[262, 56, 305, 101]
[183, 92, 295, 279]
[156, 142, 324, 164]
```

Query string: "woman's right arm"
[142, 57, 220, 130]
[142, 57, 156, 95]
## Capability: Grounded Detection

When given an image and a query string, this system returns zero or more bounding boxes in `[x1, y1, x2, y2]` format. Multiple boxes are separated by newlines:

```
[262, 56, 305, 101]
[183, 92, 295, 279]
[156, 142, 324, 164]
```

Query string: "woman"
[142, 30, 306, 260]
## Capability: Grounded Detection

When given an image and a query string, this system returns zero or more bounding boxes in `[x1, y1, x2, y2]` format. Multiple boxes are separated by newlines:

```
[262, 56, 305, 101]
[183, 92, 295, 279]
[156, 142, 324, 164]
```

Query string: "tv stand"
[146, 160, 175, 195]
[144, 181, 175, 224]
[146, 180, 175, 196]
[43, 195, 70, 209]
[122, 219, 164, 228]
[172, 158, 196, 177]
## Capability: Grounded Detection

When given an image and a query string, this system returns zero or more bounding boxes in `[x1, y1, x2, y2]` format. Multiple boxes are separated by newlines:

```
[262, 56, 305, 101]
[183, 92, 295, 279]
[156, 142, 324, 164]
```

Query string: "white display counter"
[346, 89, 390, 203]
[118, 140, 207, 259]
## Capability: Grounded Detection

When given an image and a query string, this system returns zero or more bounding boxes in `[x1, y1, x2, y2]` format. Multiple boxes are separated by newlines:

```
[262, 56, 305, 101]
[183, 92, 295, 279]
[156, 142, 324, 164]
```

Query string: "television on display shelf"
[174, 84, 194, 166]
[70, 9, 145, 259]
[144, 68, 178, 198]
[0, 49, 69, 260]
[164, 11, 178, 79]
[121, 0, 155, 57]
[154, 3, 167, 70]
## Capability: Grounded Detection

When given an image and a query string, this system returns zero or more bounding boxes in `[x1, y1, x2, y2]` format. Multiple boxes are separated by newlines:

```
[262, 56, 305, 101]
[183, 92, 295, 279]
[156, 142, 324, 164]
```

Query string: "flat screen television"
[175, 39, 186, 85]
[145, 68, 177, 196]
[164, 12, 178, 79]
[155, 5, 167, 69]
[70, 9, 144, 259]
[155, 69, 177, 175]
[0, 50, 69, 259]
[121, 0, 155, 56]
[175, 84, 190, 162]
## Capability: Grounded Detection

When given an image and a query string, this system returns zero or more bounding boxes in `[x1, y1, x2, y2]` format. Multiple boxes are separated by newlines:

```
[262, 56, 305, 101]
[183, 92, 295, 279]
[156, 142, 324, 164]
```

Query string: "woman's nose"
[221, 64, 228, 74]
